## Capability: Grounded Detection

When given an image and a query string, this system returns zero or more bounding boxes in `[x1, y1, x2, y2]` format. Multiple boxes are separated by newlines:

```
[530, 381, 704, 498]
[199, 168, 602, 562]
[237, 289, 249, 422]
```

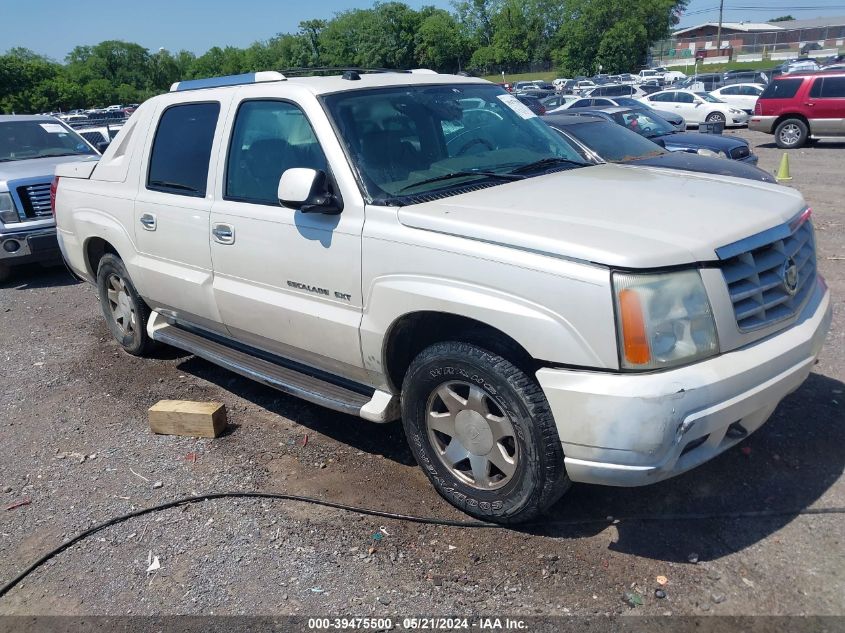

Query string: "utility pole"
[716, 0, 724, 57]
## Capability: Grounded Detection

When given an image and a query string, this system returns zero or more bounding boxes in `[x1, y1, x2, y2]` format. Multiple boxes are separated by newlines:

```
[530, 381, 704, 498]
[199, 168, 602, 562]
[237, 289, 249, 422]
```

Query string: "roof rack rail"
[279, 67, 433, 77]
[170, 71, 286, 92]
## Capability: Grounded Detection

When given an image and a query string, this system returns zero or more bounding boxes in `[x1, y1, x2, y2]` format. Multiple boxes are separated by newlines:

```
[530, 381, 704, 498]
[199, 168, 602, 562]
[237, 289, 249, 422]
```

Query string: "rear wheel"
[96, 254, 156, 356]
[401, 341, 570, 524]
[775, 118, 808, 149]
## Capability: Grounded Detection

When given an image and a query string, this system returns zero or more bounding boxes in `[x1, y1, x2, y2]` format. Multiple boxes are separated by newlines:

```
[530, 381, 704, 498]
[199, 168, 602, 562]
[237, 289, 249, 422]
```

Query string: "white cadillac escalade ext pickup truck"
[54, 70, 831, 523]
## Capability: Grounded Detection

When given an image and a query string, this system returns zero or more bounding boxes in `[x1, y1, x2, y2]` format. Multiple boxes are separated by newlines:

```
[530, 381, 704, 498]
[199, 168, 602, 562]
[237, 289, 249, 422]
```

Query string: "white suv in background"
[639, 89, 750, 126]
[54, 70, 831, 523]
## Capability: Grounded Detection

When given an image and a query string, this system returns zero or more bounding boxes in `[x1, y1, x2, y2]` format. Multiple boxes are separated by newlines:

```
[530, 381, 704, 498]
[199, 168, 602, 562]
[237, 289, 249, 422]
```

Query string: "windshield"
[0, 120, 95, 162]
[608, 110, 675, 139]
[562, 121, 665, 162]
[322, 84, 588, 203]
[695, 92, 723, 103]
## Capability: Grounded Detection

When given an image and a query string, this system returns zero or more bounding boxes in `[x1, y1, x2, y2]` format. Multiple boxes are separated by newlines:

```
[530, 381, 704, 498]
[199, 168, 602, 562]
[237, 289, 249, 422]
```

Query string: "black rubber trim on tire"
[96, 254, 156, 356]
[775, 118, 808, 149]
[401, 341, 570, 524]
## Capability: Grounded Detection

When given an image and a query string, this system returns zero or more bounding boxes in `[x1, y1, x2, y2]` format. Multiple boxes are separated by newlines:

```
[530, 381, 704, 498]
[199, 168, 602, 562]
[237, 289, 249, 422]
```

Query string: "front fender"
[359, 273, 617, 379]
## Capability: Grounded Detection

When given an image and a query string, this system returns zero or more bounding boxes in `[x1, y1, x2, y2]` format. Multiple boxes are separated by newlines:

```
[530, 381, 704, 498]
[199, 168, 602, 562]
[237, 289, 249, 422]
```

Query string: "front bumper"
[536, 278, 831, 487]
[0, 227, 61, 266]
[749, 115, 777, 134]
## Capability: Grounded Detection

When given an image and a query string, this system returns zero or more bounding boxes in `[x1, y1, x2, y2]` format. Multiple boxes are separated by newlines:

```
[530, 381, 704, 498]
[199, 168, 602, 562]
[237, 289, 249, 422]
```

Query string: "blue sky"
[6, 0, 845, 61]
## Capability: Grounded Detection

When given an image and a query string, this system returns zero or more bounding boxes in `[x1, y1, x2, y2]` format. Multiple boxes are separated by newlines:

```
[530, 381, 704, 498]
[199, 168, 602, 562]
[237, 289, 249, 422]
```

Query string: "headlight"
[0, 192, 20, 224]
[613, 270, 719, 370]
[696, 148, 727, 159]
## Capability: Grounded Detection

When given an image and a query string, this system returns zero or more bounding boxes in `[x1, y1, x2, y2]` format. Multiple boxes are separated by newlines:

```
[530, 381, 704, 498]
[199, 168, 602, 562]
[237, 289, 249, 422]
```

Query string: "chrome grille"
[720, 218, 816, 331]
[17, 182, 52, 217]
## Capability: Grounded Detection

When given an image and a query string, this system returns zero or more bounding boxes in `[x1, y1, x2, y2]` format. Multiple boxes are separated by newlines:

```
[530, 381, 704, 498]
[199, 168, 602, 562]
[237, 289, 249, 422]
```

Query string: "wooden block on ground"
[148, 400, 227, 438]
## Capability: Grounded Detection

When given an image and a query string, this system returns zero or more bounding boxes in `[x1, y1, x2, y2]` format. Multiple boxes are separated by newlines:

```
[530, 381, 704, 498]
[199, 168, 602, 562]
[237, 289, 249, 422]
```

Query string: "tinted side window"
[676, 92, 695, 103]
[650, 93, 672, 103]
[226, 100, 328, 205]
[760, 79, 803, 99]
[148, 102, 219, 197]
[570, 99, 591, 108]
[820, 77, 845, 98]
[721, 86, 740, 95]
[810, 79, 823, 98]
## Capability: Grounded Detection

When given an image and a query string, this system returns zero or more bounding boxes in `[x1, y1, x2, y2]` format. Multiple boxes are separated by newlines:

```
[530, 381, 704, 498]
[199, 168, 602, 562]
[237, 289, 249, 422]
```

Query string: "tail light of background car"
[50, 176, 60, 218]
[754, 101, 762, 115]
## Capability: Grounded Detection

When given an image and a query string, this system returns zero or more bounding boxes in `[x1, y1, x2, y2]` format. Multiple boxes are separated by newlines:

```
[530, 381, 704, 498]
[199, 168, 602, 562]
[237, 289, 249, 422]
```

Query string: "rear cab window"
[760, 79, 803, 99]
[147, 102, 220, 197]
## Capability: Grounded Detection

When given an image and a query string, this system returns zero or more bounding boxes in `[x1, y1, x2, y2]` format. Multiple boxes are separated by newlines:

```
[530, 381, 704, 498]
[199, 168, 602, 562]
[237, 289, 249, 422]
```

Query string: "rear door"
[806, 76, 845, 135]
[133, 99, 229, 333]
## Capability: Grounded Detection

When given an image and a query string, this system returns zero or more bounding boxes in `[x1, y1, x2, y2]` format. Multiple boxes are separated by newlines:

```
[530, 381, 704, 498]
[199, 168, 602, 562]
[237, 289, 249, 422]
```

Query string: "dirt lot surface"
[0, 129, 843, 619]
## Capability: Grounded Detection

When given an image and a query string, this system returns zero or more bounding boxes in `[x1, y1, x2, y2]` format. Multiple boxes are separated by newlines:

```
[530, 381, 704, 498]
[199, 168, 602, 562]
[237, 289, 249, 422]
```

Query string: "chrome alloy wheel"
[425, 381, 519, 490]
[779, 123, 801, 147]
[106, 273, 136, 336]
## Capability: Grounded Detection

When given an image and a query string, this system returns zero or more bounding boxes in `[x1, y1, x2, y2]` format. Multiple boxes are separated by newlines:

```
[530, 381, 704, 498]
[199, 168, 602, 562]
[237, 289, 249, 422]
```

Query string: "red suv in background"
[749, 71, 845, 148]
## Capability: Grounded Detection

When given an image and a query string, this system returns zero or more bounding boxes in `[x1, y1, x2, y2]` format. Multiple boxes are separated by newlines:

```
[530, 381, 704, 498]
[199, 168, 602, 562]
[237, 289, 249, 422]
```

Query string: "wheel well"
[773, 113, 809, 131]
[84, 237, 118, 278]
[383, 311, 538, 393]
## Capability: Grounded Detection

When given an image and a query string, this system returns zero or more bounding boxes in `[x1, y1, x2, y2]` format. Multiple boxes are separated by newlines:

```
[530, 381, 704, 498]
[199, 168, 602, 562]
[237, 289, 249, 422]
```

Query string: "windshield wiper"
[398, 170, 524, 193]
[507, 157, 588, 175]
[149, 180, 200, 193]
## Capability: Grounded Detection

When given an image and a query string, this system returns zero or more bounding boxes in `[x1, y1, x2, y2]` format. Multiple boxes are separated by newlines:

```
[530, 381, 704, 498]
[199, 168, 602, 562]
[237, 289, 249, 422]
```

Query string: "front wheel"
[705, 111, 726, 124]
[775, 118, 808, 149]
[401, 341, 570, 524]
[96, 254, 156, 356]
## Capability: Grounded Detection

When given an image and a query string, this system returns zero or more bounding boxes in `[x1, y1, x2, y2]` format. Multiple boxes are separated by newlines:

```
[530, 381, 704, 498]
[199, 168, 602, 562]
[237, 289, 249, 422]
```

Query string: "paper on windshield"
[497, 94, 536, 120]
[40, 123, 67, 134]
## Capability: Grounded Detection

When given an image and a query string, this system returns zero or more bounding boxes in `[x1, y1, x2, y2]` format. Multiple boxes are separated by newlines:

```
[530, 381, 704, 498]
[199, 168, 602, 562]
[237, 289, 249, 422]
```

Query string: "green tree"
[554, 0, 687, 75]
[770, 15, 795, 22]
[415, 9, 469, 71]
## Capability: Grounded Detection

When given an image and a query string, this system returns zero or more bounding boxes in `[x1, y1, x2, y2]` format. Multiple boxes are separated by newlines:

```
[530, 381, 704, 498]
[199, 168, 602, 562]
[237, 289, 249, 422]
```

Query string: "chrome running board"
[146, 311, 399, 422]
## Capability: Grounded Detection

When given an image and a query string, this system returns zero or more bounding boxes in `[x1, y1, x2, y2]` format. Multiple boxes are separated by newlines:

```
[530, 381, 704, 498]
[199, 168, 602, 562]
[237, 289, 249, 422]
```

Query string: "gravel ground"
[0, 128, 843, 618]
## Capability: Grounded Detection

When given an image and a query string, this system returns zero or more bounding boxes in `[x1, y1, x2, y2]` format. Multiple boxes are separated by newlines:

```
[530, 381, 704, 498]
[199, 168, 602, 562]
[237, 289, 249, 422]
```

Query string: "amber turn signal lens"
[618, 288, 651, 365]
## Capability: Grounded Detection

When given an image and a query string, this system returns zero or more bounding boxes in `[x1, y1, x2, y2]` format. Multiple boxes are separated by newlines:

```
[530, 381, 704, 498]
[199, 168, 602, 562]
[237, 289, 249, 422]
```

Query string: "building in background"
[651, 15, 845, 67]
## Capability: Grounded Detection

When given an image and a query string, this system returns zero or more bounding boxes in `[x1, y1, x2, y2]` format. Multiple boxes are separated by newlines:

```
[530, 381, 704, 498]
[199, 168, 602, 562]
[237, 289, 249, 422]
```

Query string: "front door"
[208, 97, 366, 381]
[807, 76, 845, 135]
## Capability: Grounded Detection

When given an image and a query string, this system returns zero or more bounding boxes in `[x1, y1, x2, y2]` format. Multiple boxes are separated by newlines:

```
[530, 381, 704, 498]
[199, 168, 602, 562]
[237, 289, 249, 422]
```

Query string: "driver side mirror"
[278, 168, 342, 214]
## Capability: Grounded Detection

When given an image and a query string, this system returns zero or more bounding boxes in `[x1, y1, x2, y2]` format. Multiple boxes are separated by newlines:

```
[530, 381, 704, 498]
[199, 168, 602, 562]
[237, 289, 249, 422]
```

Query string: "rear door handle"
[139, 213, 156, 231]
[212, 223, 235, 245]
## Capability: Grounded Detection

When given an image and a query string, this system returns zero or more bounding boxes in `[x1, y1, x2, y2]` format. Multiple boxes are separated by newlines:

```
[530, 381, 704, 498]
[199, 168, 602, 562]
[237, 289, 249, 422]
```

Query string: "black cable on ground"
[1, 491, 843, 600]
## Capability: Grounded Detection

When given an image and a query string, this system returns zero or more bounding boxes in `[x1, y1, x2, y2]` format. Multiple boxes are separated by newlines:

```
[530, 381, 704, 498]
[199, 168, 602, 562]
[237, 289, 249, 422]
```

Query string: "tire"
[96, 254, 156, 356]
[0, 263, 10, 284]
[401, 341, 570, 524]
[705, 111, 726, 124]
[775, 118, 808, 149]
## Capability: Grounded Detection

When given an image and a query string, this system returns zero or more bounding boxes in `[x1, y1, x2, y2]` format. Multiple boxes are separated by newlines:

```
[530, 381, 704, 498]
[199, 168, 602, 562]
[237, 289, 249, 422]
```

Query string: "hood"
[630, 152, 775, 183]
[397, 163, 804, 268]
[657, 132, 746, 152]
[0, 154, 98, 189]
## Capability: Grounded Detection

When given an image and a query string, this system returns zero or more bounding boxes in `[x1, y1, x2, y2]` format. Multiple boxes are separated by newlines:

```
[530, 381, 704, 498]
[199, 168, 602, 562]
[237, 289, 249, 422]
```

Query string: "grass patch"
[481, 71, 559, 83]
[663, 60, 778, 73]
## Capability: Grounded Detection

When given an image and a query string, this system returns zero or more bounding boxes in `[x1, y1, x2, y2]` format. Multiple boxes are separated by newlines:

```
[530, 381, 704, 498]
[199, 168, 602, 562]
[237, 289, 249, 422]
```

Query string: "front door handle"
[212, 223, 235, 245]
[139, 213, 156, 231]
